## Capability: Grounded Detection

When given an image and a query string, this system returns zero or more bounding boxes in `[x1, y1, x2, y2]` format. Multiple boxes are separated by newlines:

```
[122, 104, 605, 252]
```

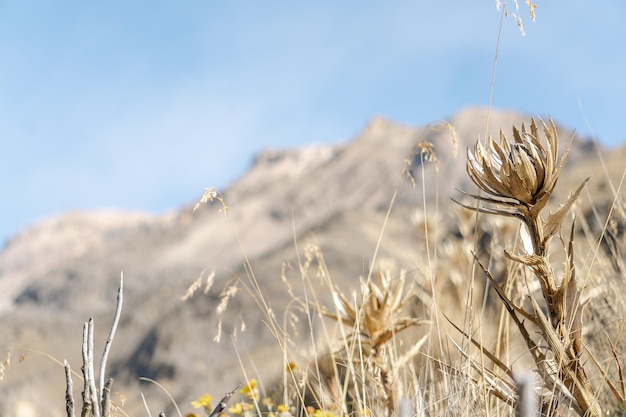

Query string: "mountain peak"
[355, 116, 415, 145]
[252, 143, 338, 172]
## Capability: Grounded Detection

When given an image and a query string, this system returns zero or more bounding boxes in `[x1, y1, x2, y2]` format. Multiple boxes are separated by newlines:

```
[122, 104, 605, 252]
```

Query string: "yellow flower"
[228, 403, 243, 415]
[239, 378, 257, 394]
[313, 409, 338, 417]
[239, 378, 258, 400]
[191, 394, 213, 411]
[277, 404, 290, 413]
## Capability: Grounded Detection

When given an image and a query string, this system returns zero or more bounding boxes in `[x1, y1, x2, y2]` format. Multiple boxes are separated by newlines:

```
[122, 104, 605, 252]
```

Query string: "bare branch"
[208, 385, 239, 417]
[99, 273, 124, 399]
[65, 360, 75, 417]
[80, 321, 92, 417]
[101, 378, 113, 417]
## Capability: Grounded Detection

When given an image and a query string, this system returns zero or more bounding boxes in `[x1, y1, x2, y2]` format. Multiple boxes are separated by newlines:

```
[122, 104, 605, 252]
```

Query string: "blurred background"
[1, 1, 625, 243]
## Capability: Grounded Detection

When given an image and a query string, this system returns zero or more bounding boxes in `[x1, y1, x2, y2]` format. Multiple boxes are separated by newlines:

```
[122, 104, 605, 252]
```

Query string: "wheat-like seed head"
[324, 265, 425, 350]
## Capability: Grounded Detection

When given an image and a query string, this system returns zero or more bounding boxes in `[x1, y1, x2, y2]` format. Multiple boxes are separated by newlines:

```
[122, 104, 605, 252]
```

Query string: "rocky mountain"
[0, 107, 620, 416]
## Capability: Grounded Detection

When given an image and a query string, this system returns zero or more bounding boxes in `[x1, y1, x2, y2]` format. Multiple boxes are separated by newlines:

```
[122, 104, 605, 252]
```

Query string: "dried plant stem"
[99, 273, 123, 397]
[141, 392, 153, 417]
[65, 360, 76, 417]
[101, 378, 113, 417]
[459, 118, 601, 416]
[139, 377, 183, 417]
[80, 319, 96, 417]
[208, 386, 238, 417]
[69, 276, 124, 417]
[509, 221, 598, 416]
[88, 318, 102, 417]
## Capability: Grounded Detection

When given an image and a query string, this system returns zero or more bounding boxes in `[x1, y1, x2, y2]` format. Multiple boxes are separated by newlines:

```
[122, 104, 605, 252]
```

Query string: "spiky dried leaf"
[530, 297, 600, 417]
[543, 178, 589, 241]
[563, 221, 585, 353]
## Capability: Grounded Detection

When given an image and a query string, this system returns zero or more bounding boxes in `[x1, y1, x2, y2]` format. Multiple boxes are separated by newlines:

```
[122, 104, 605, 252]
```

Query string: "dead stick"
[101, 378, 113, 417]
[209, 385, 239, 417]
[87, 318, 102, 417]
[80, 322, 91, 417]
[65, 360, 75, 417]
[99, 274, 123, 399]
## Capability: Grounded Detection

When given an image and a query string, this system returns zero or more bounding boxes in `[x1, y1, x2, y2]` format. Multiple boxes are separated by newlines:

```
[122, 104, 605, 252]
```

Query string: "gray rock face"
[0, 107, 610, 416]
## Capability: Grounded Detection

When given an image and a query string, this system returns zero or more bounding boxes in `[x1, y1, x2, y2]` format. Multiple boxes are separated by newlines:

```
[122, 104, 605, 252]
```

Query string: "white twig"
[81, 322, 92, 417]
[87, 318, 102, 417]
[141, 392, 153, 417]
[99, 273, 124, 399]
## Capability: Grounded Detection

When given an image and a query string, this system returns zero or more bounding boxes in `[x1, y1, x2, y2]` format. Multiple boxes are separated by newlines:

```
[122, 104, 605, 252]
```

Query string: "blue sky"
[1, 1, 625, 243]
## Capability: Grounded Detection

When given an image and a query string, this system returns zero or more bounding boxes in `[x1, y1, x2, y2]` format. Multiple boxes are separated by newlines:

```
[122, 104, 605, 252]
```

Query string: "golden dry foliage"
[323, 265, 425, 350]
[458, 118, 601, 416]
[314, 262, 427, 416]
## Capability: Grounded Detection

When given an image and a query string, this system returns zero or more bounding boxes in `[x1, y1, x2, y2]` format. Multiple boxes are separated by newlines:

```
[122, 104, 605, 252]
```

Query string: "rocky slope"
[0, 107, 619, 416]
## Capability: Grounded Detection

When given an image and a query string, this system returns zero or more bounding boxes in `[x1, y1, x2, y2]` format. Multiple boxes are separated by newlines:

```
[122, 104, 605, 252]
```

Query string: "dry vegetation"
[40, 112, 626, 417]
[5, 2, 626, 417]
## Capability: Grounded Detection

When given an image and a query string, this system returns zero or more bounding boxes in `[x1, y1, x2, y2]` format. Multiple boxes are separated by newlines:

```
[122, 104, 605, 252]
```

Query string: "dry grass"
[12, 118, 626, 417]
[7, 3, 626, 417]
[176, 113, 623, 417]
[33, 120, 626, 417]
[181, 112, 626, 417]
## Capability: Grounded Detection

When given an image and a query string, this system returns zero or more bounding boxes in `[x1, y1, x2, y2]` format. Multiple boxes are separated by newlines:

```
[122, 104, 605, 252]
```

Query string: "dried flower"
[460, 117, 588, 255]
[261, 397, 274, 410]
[458, 116, 598, 416]
[323, 265, 425, 349]
[466, 117, 560, 213]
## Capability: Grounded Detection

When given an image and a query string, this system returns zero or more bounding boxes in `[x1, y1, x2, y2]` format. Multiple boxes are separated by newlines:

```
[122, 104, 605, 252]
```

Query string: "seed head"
[466, 118, 560, 212]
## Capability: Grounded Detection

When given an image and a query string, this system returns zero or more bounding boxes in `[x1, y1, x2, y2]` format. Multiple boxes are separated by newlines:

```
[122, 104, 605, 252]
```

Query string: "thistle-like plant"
[324, 266, 425, 352]
[318, 263, 427, 416]
[463, 118, 587, 255]
[456, 118, 600, 416]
